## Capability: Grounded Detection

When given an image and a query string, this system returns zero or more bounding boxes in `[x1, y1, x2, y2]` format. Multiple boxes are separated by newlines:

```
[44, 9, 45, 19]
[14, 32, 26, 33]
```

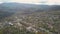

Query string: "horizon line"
[0, 2, 60, 5]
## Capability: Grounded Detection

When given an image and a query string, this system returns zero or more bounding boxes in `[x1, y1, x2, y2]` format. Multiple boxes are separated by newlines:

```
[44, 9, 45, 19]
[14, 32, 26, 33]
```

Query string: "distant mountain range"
[0, 2, 49, 12]
[0, 2, 60, 12]
[0, 2, 60, 19]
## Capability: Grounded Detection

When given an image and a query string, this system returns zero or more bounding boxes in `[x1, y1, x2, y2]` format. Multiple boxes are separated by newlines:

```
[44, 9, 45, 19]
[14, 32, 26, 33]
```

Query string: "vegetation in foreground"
[0, 9, 60, 34]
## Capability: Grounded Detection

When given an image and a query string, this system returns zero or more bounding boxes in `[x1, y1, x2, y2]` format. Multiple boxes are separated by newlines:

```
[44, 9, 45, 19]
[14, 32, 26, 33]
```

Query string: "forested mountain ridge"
[0, 3, 60, 34]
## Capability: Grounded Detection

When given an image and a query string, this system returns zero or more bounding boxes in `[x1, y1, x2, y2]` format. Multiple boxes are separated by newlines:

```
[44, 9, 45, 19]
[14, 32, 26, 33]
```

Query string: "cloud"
[0, 0, 60, 5]
[0, 0, 44, 3]
[10, 0, 40, 3]
[0, 0, 12, 2]
[46, 0, 60, 5]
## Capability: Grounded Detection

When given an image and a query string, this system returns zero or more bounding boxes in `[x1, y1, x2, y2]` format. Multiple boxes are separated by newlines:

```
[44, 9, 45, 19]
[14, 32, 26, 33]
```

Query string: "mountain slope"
[0, 3, 60, 34]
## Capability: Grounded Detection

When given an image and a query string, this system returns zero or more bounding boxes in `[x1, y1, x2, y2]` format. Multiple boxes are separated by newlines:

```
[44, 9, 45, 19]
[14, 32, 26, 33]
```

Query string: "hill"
[0, 2, 60, 34]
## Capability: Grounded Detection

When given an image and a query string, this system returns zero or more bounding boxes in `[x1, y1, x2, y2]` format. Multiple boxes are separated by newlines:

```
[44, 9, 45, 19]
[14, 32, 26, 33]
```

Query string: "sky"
[0, 0, 60, 5]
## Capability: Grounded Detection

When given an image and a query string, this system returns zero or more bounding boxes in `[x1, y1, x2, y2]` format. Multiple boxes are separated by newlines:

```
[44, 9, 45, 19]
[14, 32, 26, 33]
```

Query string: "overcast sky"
[0, 0, 60, 5]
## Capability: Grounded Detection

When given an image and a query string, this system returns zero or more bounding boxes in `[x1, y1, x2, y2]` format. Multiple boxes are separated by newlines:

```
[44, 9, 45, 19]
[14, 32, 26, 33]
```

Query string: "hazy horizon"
[0, 0, 60, 5]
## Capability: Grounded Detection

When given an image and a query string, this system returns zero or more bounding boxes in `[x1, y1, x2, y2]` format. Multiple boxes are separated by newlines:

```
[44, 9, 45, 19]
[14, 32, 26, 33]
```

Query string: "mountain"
[0, 2, 60, 21]
[0, 2, 50, 12]
[0, 3, 60, 19]
[0, 2, 60, 34]
[0, 2, 37, 12]
[49, 5, 60, 11]
[0, 2, 60, 13]
[0, 2, 50, 20]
